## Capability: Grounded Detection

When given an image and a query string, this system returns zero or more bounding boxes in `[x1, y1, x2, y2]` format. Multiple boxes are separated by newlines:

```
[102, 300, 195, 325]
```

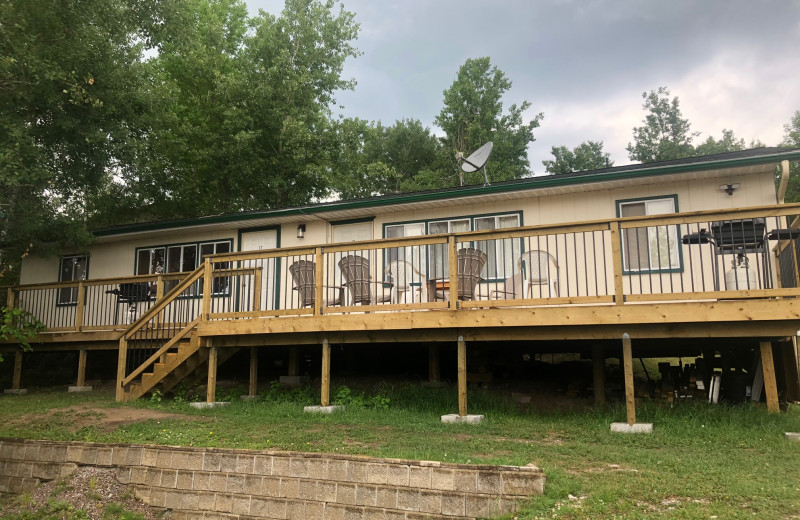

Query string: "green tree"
[106, 0, 360, 221]
[325, 118, 441, 198]
[0, 0, 152, 283]
[434, 57, 542, 187]
[543, 141, 613, 174]
[626, 87, 698, 163]
[781, 110, 800, 203]
[694, 129, 746, 156]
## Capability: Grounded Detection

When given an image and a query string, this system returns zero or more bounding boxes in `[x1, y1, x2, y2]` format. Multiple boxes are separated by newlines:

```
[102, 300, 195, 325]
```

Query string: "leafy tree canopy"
[434, 57, 542, 188]
[780, 110, 800, 203]
[543, 141, 613, 174]
[626, 87, 698, 163]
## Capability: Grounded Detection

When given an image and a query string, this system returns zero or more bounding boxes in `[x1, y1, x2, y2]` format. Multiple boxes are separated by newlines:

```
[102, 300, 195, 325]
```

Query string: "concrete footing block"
[421, 381, 447, 388]
[441, 414, 484, 424]
[279, 375, 309, 387]
[303, 405, 343, 414]
[189, 402, 231, 409]
[3, 389, 27, 395]
[785, 432, 800, 442]
[611, 422, 653, 434]
[240, 395, 258, 401]
[68, 386, 93, 393]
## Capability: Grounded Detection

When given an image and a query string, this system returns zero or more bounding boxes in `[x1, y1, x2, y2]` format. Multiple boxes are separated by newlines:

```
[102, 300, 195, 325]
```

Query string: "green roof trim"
[94, 148, 800, 238]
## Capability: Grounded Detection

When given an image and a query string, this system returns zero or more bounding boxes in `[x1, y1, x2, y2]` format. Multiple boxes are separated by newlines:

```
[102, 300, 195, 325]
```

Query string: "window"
[136, 248, 165, 275]
[135, 240, 234, 296]
[474, 215, 521, 279]
[383, 212, 523, 281]
[58, 255, 88, 305]
[618, 197, 680, 272]
[429, 219, 470, 279]
[200, 241, 232, 295]
[385, 223, 426, 285]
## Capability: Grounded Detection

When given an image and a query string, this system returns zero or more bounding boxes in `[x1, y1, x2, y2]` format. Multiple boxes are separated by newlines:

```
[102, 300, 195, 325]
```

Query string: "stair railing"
[116, 264, 205, 401]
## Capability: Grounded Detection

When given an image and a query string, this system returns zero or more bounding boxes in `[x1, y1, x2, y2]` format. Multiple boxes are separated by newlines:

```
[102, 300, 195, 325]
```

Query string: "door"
[239, 229, 279, 311]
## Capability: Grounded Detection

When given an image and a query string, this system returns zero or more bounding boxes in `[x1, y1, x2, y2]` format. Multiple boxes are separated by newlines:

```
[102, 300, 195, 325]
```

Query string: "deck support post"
[115, 337, 127, 402]
[458, 336, 467, 416]
[207, 341, 217, 404]
[68, 349, 92, 393]
[248, 346, 258, 397]
[611, 333, 652, 433]
[321, 339, 331, 407]
[760, 341, 780, 413]
[592, 345, 606, 405]
[77, 349, 87, 387]
[4, 350, 26, 395]
[441, 336, 482, 423]
[622, 333, 636, 425]
[12, 351, 22, 389]
[429, 345, 441, 383]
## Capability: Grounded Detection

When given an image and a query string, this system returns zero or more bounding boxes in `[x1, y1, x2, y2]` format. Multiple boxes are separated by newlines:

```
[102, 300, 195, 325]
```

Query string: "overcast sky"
[245, 0, 800, 173]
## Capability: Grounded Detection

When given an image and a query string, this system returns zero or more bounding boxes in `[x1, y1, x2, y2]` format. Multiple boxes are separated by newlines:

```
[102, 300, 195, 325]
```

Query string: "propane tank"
[725, 254, 757, 290]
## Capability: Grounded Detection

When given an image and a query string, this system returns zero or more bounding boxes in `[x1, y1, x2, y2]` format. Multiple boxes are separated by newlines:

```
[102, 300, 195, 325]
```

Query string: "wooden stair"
[123, 334, 204, 402]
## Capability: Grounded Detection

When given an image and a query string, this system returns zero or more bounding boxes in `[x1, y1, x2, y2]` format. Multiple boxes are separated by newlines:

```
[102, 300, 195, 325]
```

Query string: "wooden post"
[429, 344, 441, 383]
[207, 340, 217, 404]
[622, 333, 636, 425]
[288, 347, 298, 377]
[74, 282, 85, 332]
[592, 344, 606, 406]
[155, 275, 165, 301]
[202, 258, 213, 320]
[609, 222, 625, 305]
[448, 237, 458, 311]
[12, 351, 22, 390]
[314, 248, 324, 315]
[760, 341, 780, 413]
[457, 336, 467, 416]
[76, 349, 87, 387]
[6, 287, 14, 309]
[249, 346, 258, 396]
[115, 337, 128, 402]
[320, 339, 331, 407]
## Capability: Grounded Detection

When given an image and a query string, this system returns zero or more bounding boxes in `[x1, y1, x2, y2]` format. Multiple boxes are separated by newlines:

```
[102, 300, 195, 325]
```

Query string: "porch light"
[719, 183, 740, 196]
[297, 224, 306, 239]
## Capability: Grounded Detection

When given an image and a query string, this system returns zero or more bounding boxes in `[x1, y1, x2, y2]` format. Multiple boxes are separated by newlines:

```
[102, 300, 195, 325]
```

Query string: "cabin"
[3, 148, 800, 421]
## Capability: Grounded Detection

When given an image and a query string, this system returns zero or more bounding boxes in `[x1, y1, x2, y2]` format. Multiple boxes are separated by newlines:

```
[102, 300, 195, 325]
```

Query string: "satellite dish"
[459, 141, 493, 186]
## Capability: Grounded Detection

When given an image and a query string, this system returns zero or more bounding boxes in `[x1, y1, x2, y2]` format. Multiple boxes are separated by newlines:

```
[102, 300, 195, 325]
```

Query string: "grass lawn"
[0, 382, 798, 520]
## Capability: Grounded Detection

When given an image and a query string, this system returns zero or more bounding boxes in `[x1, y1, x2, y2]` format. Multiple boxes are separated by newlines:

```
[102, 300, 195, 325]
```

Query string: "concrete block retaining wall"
[0, 438, 545, 519]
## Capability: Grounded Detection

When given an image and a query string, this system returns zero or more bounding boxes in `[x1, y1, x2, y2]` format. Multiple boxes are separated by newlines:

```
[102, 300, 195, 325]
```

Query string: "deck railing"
[6, 203, 800, 333]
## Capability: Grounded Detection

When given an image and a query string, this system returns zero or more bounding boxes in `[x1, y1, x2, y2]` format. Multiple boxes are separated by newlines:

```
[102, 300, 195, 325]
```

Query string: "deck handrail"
[123, 264, 205, 339]
[9, 202, 800, 333]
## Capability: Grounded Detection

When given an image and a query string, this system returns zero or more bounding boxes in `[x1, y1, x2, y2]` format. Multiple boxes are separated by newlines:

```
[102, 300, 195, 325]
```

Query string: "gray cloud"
[247, 0, 800, 171]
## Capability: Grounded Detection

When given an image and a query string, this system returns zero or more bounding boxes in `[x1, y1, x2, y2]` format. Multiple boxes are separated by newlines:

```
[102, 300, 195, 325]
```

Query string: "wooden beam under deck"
[198, 299, 800, 344]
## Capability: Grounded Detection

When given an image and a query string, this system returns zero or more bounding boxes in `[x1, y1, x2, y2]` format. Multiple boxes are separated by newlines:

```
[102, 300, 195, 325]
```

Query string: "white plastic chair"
[517, 250, 559, 298]
[385, 260, 428, 304]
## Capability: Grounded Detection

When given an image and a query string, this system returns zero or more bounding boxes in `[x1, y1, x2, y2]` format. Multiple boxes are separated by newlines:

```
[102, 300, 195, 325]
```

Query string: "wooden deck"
[4, 204, 800, 414]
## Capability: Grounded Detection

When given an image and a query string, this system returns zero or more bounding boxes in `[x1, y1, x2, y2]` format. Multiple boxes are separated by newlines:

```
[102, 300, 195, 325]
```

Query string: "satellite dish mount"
[458, 141, 493, 186]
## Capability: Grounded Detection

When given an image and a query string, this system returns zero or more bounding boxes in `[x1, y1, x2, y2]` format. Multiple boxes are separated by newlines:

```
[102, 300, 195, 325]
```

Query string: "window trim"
[135, 239, 234, 299]
[57, 254, 89, 306]
[616, 195, 683, 275]
[382, 211, 524, 283]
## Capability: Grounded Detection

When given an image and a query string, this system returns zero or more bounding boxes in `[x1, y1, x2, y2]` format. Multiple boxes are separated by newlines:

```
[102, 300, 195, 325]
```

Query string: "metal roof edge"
[93, 148, 800, 238]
